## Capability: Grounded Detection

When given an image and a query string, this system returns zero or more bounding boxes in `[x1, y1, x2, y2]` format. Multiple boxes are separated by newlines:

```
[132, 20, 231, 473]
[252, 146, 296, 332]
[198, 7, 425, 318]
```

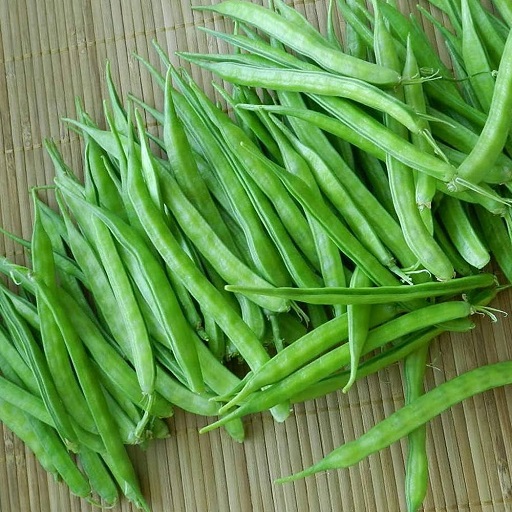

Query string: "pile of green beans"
[1, 0, 512, 510]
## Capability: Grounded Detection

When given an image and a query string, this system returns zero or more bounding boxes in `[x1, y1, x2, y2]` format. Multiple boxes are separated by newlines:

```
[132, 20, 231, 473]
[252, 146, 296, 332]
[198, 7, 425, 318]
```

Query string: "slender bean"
[436, 196, 490, 269]
[95, 363, 149, 434]
[58, 179, 157, 398]
[273, 0, 337, 50]
[255, 110, 344, 305]
[225, 273, 495, 305]
[0, 277, 79, 450]
[163, 70, 239, 254]
[150, 149, 291, 312]
[493, 0, 512, 28]
[326, 0, 343, 50]
[216, 303, 400, 410]
[457, 29, 512, 183]
[207, 301, 474, 428]
[343, 0, 370, 59]
[403, 37, 437, 233]
[288, 324, 471, 403]
[35, 196, 94, 319]
[229, 84, 283, 162]
[0, 319, 39, 394]
[193, 0, 401, 85]
[432, 219, 476, 277]
[140, 45, 417, 269]
[237, 141, 408, 285]
[0, 375, 54, 426]
[0, 401, 91, 498]
[106, 106, 291, 422]
[57, 177, 205, 395]
[344, 267, 373, 392]
[214, 96, 325, 295]
[168, 68, 294, 287]
[465, 0, 505, 69]
[78, 448, 118, 506]
[55, 283, 173, 418]
[404, 341, 430, 512]
[221, 157, 324, 291]
[276, 360, 512, 482]
[101, 389, 145, 445]
[85, 137, 127, 220]
[239, 103, 456, 184]
[476, 206, 512, 283]
[183, 74, 322, 275]
[335, 0, 374, 51]
[375, 0, 460, 96]
[0, 398, 57, 478]
[268, 113, 401, 281]
[31, 192, 98, 435]
[461, 0, 495, 113]
[32, 275, 149, 511]
[104, 60, 130, 136]
[372, 1, 454, 282]
[179, 56, 432, 136]
[358, 152, 399, 223]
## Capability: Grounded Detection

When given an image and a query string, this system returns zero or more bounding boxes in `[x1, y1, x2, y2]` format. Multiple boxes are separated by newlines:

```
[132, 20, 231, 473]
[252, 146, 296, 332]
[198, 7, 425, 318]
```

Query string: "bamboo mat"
[1, 0, 512, 511]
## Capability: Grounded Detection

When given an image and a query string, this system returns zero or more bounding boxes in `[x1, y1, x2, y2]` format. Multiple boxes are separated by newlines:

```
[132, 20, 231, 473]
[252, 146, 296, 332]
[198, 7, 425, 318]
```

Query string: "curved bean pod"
[179, 56, 428, 135]
[344, 267, 373, 392]
[238, 104, 457, 183]
[276, 360, 512, 483]
[193, 0, 400, 85]
[207, 301, 474, 427]
[288, 320, 474, 403]
[457, 29, 512, 183]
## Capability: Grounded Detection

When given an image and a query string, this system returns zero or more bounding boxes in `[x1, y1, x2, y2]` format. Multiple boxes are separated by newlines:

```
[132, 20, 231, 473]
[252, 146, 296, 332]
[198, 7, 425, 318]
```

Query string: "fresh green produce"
[1, 1, 512, 511]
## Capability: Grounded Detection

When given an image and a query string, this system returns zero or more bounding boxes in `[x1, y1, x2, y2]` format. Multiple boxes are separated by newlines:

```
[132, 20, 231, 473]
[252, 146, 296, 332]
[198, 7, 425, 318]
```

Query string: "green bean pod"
[193, 0, 400, 85]
[404, 342, 430, 512]
[403, 37, 437, 233]
[476, 206, 512, 283]
[58, 180, 157, 399]
[216, 304, 400, 411]
[0, 318, 39, 395]
[457, 29, 512, 183]
[32, 276, 149, 511]
[163, 69, 239, 255]
[33, 191, 100, 436]
[276, 360, 512, 483]
[436, 196, 490, 269]
[226, 273, 496, 305]
[493, 0, 512, 28]
[179, 56, 430, 135]
[57, 177, 205, 395]
[372, 0, 455, 281]
[288, 324, 471, 403]
[182, 74, 321, 275]
[206, 301, 474, 429]
[0, 275, 79, 450]
[461, 0, 495, 113]
[344, 267, 373, 392]
[239, 103, 457, 184]
[266, 113, 395, 294]
[238, 141, 408, 285]
[78, 448, 119, 506]
[0, 401, 91, 498]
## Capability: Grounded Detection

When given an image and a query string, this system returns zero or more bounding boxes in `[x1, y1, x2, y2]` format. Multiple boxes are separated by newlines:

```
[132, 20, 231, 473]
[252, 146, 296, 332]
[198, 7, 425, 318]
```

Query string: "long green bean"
[277, 360, 512, 482]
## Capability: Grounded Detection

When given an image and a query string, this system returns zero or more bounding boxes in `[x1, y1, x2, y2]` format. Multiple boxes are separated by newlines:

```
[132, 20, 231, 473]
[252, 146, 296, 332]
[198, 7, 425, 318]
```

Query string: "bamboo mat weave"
[1, 0, 512, 511]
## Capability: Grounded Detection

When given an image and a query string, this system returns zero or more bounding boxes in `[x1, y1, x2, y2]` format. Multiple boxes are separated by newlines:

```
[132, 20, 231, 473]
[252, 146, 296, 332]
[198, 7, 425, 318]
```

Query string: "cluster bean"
[1, 1, 512, 511]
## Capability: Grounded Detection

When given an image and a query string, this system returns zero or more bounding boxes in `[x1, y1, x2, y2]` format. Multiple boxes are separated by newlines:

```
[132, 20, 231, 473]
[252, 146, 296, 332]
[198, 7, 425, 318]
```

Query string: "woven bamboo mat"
[1, 0, 512, 511]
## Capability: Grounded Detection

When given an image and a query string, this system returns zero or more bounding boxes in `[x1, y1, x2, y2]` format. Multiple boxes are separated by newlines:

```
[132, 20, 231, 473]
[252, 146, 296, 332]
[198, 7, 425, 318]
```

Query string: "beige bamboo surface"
[1, 0, 512, 511]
